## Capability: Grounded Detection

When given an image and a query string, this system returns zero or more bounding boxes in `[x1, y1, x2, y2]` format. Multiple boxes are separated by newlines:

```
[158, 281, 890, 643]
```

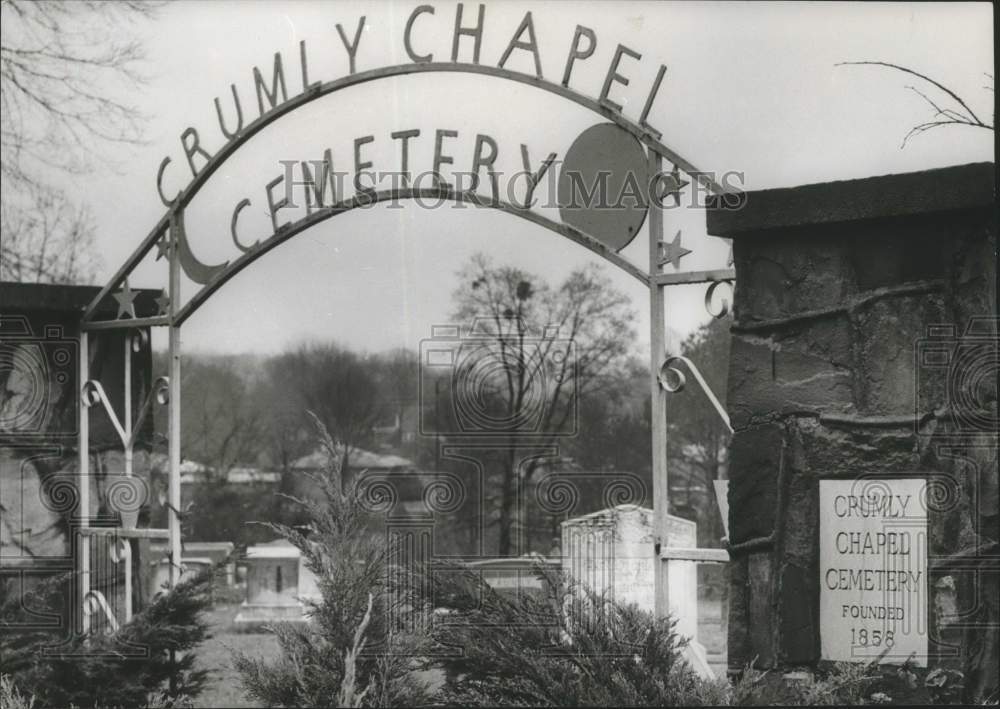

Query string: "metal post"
[168, 213, 183, 587]
[123, 335, 133, 620]
[435, 379, 441, 471]
[647, 149, 670, 618]
[124, 335, 132, 478]
[78, 330, 91, 633]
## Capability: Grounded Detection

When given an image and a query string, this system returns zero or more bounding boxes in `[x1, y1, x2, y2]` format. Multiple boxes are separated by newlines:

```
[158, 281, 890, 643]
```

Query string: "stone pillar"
[707, 162, 996, 699]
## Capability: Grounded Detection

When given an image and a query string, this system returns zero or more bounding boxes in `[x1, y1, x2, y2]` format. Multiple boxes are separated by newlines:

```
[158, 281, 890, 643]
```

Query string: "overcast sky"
[67, 1, 994, 356]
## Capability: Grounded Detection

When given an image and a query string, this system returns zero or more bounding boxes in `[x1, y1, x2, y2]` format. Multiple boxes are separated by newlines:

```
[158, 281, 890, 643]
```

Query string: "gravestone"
[561, 504, 710, 676]
[468, 555, 558, 595]
[149, 541, 235, 600]
[234, 539, 319, 626]
[151, 557, 213, 598]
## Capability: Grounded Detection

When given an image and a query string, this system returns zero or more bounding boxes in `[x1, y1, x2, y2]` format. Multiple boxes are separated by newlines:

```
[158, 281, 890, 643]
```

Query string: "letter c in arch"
[230, 198, 258, 253]
[157, 157, 179, 207]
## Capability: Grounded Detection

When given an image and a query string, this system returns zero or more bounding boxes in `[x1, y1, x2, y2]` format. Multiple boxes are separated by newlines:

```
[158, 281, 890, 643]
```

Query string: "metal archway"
[75, 56, 736, 631]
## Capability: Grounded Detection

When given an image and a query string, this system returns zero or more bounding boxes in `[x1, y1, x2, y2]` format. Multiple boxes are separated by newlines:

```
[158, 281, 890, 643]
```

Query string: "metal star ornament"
[113, 279, 137, 319]
[154, 234, 171, 261]
[655, 164, 689, 207]
[154, 290, 170, 316]
[658, 231, 692, 270]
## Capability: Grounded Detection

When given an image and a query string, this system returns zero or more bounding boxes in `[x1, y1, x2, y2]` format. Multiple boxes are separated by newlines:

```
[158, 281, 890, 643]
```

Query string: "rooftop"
[290, 446, 415, 471]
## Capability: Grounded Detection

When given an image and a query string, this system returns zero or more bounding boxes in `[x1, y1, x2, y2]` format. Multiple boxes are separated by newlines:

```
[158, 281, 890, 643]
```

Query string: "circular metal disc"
[557, 123, 650, 252]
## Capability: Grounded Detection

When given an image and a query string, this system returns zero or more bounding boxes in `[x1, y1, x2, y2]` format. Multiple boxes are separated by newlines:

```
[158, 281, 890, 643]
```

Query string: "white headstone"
[819, 478, 928, 666]
[150, 557, 212, 597]
[234, 539, 319, 626]
[561, 505, 709, 675]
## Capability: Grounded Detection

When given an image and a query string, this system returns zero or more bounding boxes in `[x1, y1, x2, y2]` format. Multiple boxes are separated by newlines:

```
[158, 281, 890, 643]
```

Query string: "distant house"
[288, 447, 415, 475]
[179, 462, 281, 486]
[173, 458, 280, 511]
[287, 447, 468, 519]
[285, 446, 434, 515]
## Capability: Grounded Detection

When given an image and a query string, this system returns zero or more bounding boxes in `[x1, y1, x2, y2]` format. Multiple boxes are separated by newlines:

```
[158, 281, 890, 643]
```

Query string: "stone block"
[729, 319, 854, 428]
[782, 468, 817, 567]
[919, 431, 995, 555]
[728, 424, 783, 544]
[727, 335, 776, 429]
[775, 313, 853, 371]
[734, 234, 852, 322]
[950, 224, 997, 327]
[854, 292, 948, 416]
[849, 224, 945, 291]
[779, 561, 817, 663]
[771, 346, 853, 414]
[794, 417, 920, 474]
[727, 555, 751, 668]
[748, 552, 776, 667]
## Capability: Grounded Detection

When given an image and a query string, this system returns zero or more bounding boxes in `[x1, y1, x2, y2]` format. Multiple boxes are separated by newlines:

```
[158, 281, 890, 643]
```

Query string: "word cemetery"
[820, 480, 929, 665]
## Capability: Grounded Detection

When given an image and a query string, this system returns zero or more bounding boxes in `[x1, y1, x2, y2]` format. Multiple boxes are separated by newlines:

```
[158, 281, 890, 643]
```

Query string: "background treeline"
[151, 256, 732, 557]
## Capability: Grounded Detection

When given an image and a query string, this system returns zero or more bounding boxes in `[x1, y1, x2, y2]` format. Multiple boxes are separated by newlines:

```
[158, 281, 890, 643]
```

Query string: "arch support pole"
[167, 212, 183, 588]
[647, 149, 670, 619]
[77, 330, 91, 633]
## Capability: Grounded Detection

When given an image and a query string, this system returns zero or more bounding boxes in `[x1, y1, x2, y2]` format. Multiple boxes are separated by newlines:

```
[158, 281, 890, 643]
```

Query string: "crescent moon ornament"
[174, 211, 228, 285]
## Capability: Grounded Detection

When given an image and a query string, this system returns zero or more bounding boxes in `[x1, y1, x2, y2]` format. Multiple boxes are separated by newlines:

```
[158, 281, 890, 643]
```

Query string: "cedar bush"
[412, 560, 965, 707]
[0, 674, 35, 709]
[413, 559, 722, 706]
[0, 566, 212, 708]
[232, 414, 433, 708]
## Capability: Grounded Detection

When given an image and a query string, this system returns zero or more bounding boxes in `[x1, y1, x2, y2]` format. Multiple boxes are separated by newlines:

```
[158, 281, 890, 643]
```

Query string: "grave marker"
[561, 504, 712, 676]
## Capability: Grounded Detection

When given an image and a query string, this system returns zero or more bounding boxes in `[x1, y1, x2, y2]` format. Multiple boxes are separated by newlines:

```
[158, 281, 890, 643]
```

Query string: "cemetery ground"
[193, 593, 726, 707]
[195, 605, 280, 709]
[194, 586, 451, 707]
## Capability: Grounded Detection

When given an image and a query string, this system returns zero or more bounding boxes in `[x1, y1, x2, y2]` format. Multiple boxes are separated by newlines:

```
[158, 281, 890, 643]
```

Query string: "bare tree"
[179, 354, 263, 482]
[450, 254, 637, 555]
[267, 343, 385, 473]
[1, 0, 158, 283]
[1, 182, 99, 283]
[257, 360, 312, 475]
[837, 61, 994, 147]
[373, 347, 419, 438]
